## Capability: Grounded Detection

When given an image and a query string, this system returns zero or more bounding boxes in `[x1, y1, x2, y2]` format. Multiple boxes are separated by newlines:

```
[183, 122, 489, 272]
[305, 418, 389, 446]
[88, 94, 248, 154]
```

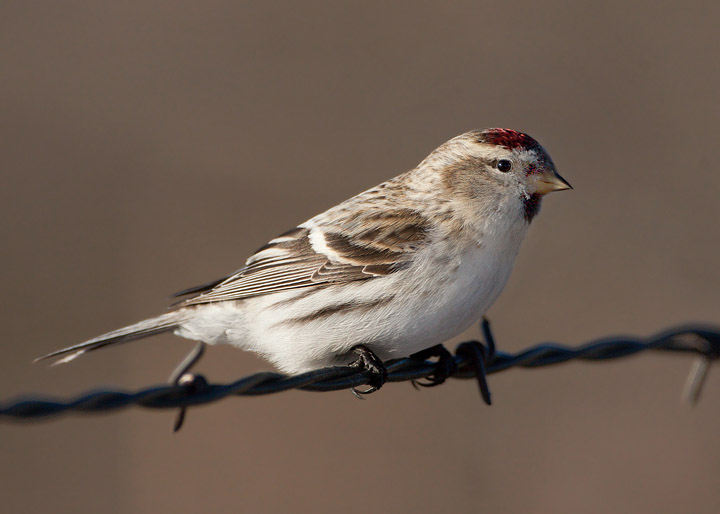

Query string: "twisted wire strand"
[2, 323, 719, 422]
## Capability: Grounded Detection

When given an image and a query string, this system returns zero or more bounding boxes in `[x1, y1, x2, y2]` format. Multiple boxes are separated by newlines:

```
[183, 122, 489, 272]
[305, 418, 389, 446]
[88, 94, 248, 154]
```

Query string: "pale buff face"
[415, 129, 569, 224]
[438, 133, 554, 192]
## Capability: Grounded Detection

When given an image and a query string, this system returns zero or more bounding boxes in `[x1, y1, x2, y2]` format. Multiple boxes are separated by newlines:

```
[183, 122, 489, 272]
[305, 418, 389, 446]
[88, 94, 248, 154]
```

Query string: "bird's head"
[424, 128, 571, 223]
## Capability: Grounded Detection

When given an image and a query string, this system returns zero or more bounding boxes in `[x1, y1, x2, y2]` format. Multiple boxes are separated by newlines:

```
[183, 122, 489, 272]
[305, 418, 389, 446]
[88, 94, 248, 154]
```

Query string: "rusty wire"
[2, 321, 719, 427]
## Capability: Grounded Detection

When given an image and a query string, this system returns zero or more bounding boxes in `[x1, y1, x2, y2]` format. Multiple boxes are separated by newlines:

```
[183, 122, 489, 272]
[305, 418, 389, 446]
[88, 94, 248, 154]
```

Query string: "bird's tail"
[35, 311, 187, 365]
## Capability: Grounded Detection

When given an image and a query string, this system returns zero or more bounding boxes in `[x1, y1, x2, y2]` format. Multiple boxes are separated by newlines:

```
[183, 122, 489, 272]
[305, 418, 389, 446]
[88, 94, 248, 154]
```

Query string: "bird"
[37, 128, 571, 390]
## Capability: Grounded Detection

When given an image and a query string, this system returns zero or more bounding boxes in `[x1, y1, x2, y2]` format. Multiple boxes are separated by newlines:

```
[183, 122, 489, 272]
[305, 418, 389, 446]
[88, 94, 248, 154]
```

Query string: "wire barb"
[683, 357, 710, 405]
[168, 342, 206, 432]
[2, 322, 719, 423]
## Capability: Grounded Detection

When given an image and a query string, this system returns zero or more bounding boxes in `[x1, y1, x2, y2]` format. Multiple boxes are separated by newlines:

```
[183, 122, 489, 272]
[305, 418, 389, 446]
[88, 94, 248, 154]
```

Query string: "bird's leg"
[410, 344, 458, 388]
[348, 345, 388, 398]
[169, 342, 208, 432]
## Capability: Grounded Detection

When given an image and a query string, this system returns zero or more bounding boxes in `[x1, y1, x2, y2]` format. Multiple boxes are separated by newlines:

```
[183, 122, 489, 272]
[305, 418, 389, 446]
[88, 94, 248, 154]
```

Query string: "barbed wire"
[2, 321, 719, 430]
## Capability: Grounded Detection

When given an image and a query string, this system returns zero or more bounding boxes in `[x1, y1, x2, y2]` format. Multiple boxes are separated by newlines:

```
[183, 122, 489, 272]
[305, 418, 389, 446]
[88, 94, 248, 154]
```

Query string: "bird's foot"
[410, 344, 458, 388]
[348, 345, 388, 398]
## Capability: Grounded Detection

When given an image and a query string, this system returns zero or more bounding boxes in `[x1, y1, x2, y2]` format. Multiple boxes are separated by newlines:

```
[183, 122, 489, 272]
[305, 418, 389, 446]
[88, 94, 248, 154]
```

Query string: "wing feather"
[177, 207, 431, 306]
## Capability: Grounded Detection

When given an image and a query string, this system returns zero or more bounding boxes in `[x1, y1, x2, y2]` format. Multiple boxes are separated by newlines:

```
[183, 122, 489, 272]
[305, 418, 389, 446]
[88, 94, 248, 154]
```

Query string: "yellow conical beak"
[534, 170, 572, 196]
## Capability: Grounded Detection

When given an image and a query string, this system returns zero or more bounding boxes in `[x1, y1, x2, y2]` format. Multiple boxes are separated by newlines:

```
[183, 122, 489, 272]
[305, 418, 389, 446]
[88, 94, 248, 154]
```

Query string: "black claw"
[410, 344, 458, 388]
[348, 345, 388, 398]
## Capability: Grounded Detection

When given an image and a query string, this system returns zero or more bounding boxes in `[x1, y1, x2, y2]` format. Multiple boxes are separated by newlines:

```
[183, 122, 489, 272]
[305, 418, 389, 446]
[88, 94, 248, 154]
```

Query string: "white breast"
[177, 208, 529, 373]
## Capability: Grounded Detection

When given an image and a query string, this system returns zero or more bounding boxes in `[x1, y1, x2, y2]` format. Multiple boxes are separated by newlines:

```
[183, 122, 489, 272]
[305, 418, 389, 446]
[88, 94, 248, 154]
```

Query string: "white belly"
[177, 223, 527, 373]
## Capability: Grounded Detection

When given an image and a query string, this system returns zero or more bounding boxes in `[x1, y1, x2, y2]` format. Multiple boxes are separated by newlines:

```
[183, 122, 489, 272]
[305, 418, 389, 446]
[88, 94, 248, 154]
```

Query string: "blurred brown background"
[2, 1, 720, 513]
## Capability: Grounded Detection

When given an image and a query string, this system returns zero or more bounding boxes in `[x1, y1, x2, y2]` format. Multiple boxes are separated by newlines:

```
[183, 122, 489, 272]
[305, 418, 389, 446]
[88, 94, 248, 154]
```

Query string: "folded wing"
[176, 208, 430, 306]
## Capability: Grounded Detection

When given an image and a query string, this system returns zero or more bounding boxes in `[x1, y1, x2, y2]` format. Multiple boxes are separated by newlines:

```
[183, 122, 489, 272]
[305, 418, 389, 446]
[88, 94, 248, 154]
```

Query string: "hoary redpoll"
[39, 128, 571, 390]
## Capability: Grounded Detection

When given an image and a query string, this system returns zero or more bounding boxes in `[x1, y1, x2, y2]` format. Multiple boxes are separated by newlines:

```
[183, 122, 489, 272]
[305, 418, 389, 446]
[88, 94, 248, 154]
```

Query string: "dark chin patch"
[523, 194, 542, 222]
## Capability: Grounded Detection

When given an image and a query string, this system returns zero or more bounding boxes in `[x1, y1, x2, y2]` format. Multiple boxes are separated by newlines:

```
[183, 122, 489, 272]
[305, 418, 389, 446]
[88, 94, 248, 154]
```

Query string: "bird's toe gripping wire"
[348, 345, 388, 398]
[407, 318, 496, 405]
[410, 344, 458, 388]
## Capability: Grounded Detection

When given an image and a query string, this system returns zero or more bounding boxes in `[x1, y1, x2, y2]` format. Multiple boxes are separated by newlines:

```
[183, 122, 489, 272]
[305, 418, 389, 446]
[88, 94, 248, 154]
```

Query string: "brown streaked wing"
[176, 209, 431, 306]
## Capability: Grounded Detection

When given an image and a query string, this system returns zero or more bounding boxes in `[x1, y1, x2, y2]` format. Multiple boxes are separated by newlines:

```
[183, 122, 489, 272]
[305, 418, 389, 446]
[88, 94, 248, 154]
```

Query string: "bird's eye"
[496, 159, 513, 172]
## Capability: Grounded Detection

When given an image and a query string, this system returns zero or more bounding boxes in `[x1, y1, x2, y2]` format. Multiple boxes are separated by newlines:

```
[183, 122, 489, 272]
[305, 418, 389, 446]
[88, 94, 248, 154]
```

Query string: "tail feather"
[35, 312, 186, 365]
